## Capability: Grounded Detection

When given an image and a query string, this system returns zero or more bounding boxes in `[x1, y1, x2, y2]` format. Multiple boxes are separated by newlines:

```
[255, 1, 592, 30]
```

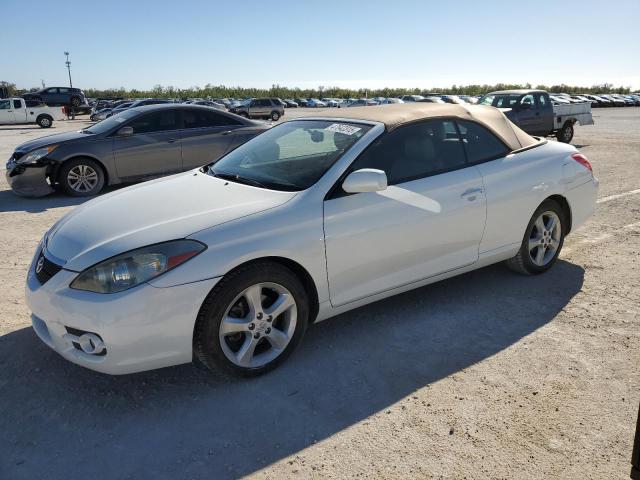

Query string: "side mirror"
[519, 102, 531, 110]
[116, 126, 133, 136]
[342, 168, 387, 193]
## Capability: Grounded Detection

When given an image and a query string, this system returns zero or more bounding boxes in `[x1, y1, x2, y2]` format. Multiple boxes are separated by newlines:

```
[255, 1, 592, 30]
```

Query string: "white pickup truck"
[0, 97, 65, 128]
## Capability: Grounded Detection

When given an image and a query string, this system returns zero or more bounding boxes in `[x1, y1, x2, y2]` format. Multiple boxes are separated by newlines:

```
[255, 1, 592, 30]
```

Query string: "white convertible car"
[26, 103, 598, 376]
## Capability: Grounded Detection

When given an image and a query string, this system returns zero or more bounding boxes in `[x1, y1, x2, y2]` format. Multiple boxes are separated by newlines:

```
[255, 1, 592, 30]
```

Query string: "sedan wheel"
[59, 159, 105, 197]
[194, 262, 309, 376]
[506, 199, 565, 275]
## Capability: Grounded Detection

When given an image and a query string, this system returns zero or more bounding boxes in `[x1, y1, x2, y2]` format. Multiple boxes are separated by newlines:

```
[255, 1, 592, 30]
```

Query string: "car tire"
[194, 261, 309, 377]
[70, 96, 82, 108]
[556, 122, 574, 143]
[505, 199, 566, 275]
[36, 115, 53, 128]
[59, 158, 105, 197]
[239, 112, 249, 118]
[270, 111, 280, 121]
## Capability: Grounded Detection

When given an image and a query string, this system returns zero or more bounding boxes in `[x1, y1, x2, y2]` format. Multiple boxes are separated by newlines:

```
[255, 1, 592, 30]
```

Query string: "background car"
[400, 95, 425, 102]
[229, 98, 285, 120]
[418, 96, 446, 104]
[306, 98, 327, 108]
[22, 87, 89, 111]
[283, 99, 298, 108]
[6, 104, 269, 197]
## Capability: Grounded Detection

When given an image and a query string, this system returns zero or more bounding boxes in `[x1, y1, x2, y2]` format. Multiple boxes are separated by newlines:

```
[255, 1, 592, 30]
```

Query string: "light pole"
[64, 51, 73, 88]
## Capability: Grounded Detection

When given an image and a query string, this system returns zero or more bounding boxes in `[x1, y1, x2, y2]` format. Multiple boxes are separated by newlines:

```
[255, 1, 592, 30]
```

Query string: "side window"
[13, 99, 22, 109]
[0, 100, 10, 110]
[182, 109, 241, 128]
[520, 94, 535, 107]
[350, 120, 467, 186]
[58, 88, 69, 94]
[127, 110, 178, 134]
[457, 120, 510, 164]
[536, 93, 548, 109]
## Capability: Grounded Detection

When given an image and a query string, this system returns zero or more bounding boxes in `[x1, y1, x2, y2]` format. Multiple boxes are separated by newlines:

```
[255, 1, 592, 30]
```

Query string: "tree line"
[1, 80, 634, 100]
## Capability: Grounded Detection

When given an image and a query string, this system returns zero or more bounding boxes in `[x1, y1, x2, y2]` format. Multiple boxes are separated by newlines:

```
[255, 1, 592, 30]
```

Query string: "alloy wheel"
[528, 211, 562, 266]
[67, 165, 99, 193]
[219, 282, 297, 368]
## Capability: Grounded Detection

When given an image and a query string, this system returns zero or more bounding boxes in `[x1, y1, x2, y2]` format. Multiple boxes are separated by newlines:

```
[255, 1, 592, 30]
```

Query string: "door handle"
[461, 188, 484, 201]
[221, 130, 233, 136]
[167, 138, 177, 143]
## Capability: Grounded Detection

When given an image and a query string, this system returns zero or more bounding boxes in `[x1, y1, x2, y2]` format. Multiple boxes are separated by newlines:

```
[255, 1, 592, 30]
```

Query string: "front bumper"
[26, 253, 220, 375]
[5, 158, 54, 197]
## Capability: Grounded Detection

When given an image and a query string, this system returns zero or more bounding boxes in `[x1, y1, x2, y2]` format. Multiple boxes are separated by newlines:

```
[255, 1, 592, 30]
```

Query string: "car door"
[513, 93, 540, 133]
[533, 93, 554, 135]
[323, 119, 487, 307]
[112, 109, 182, 179]
[0, 99, 15, 124]
[12, 99, 27, 122]
[179, 108, 242, 169]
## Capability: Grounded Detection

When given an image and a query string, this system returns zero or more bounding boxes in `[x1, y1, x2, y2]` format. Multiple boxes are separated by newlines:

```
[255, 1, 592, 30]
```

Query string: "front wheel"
[194, 262, 309, 376]
[59, 158, 105, 197]
[506, 200, 565, 275]
[557, 122, 574, 143]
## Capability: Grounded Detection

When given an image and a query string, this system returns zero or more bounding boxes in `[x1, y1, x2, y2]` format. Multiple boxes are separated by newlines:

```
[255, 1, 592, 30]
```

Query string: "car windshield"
[84, 109, 140, 134]
[208, 120, 372, 191]
[480, 94, 521, 108]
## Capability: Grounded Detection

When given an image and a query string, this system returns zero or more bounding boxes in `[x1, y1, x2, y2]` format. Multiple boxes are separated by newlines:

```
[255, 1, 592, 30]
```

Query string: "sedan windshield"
[84, 109, 140, 134]
[208, 120, 371, 191]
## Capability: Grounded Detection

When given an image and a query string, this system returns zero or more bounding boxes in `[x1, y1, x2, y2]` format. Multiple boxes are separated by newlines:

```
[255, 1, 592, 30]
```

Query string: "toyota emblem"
[35, 256, 45, 274]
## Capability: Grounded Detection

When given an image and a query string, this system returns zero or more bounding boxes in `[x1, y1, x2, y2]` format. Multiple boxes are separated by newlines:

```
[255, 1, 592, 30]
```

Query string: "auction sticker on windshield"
[325, 123, 362, 135]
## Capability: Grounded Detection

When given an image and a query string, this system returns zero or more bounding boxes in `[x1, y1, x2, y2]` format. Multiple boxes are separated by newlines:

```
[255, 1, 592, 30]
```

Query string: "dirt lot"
[0, 107, 638, 479]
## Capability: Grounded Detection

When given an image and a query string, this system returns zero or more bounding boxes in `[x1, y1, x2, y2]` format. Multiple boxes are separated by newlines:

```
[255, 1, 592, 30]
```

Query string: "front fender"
[148, 199, 330, 304]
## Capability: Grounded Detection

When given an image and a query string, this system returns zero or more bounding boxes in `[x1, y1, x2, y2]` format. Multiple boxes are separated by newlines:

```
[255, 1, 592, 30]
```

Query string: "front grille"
[35, 251, 63, 285]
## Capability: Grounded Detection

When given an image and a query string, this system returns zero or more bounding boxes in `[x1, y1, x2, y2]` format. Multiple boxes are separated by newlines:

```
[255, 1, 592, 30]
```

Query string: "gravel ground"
[0, 107, 638, 479]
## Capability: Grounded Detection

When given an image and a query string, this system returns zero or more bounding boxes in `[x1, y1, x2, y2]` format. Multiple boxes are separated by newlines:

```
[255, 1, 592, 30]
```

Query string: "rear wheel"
[194, 262, 309, 376]
[36, 115, 52, 128]
[506, 199, 565, 275]
[59, 158, 105, 197]
[270, 111, 281, 121]
[557, 121, 574, 143]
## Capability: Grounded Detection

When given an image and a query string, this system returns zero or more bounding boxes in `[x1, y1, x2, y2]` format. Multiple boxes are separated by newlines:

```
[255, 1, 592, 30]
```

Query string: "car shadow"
[0, 260, 584, 479]
[0, 186, 124, 213]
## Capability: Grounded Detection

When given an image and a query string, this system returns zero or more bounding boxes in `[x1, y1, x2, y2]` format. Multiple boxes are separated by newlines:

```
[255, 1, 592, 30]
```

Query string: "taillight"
[571, 152, 592, 173]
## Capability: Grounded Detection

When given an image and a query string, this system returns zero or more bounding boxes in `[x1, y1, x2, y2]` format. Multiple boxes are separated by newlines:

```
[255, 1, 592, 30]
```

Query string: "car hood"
[45, 171, 297, 272]
[16, 130, 88, 153]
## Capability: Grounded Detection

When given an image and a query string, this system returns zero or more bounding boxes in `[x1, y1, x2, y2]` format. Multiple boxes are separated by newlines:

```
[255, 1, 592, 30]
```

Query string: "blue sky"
[4, 0, 640, 90]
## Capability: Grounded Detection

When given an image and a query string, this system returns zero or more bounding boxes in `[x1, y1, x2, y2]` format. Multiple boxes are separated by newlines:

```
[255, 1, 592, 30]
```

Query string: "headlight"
[70, 240, 206, 294]
[18, 145, 58, 165]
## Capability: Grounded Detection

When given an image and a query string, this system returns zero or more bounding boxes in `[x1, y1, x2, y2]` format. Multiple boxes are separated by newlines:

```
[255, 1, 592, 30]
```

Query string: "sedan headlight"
[70, 240, 206, 294]
[18, 145, 58, 165]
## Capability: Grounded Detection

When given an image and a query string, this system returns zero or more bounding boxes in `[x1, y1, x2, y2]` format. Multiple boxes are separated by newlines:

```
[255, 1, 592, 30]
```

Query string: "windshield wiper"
[209, 169, 268, 189]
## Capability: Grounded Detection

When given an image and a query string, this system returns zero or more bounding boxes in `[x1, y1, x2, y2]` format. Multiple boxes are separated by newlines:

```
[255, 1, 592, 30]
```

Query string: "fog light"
[64, 327, 107, 356]
[78, 333, 105, 355]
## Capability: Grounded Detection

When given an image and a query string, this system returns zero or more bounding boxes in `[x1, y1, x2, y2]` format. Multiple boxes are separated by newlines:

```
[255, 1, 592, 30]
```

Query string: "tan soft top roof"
[309, 103, 537, 150]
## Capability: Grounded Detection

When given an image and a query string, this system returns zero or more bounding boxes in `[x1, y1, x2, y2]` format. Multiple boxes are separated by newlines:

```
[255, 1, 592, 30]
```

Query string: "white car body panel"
[324, 165, 486, 306]
[25, 116, 599, 374]
[45, 172, 297, 272]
